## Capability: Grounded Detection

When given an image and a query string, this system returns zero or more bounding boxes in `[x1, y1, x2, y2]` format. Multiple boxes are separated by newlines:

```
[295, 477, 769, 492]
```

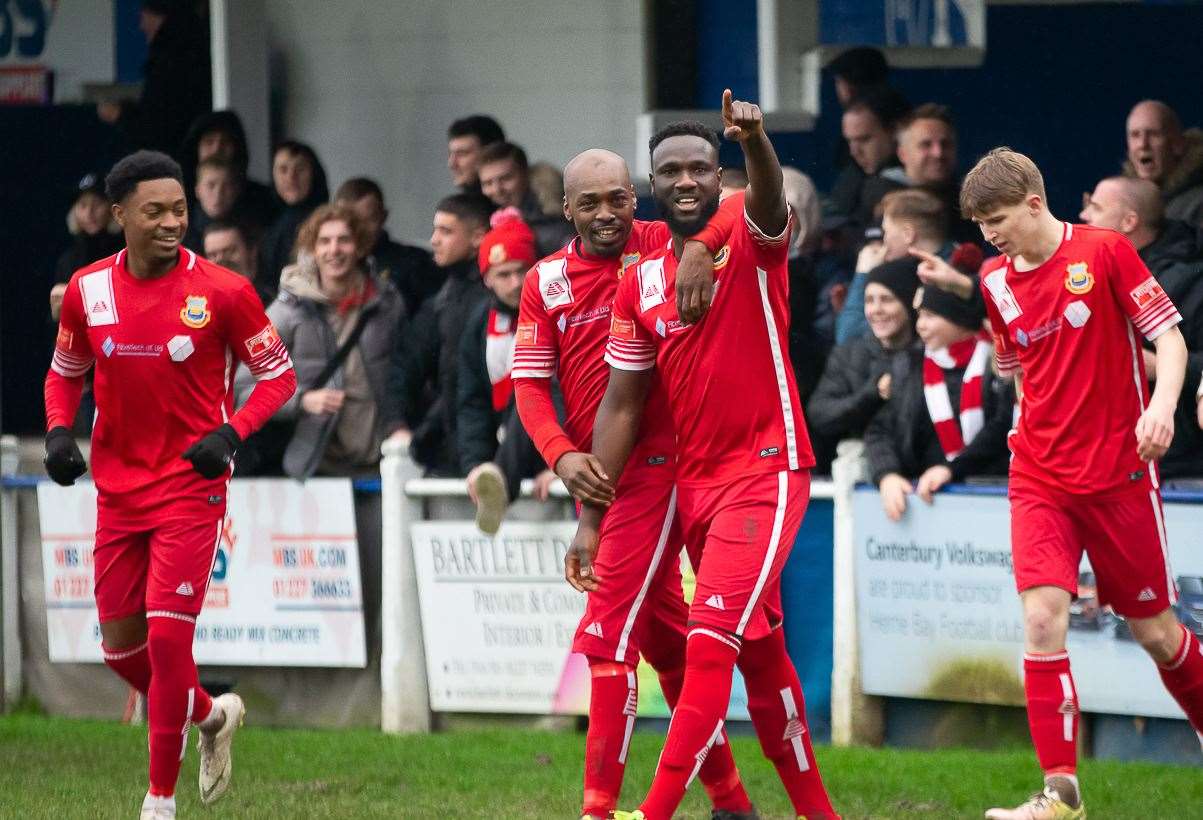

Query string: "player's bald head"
[1099, 176, 1164, 227]
[563, 149, 631, 199]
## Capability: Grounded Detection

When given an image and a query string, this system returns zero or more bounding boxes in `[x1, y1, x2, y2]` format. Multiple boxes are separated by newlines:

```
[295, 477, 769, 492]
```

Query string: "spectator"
[182, 158, 243, 252]
[528, 162, 567, 218]
[829, 46, 890, 109]
[782, 166, 826, 404]
[828, 86, 911, 234]
[895, 103, 978, 244]
[260, 140, 330, 292]
[836, 188, 982, 344]
[235, 204, 404, 479]
[1124, 100, 1203, 227]
[50, 172, 123, 319]
[390, 193, 494, 475]
[478, 142, 575, 256]
[179, 109, 278, 226]
[1080, 175, 1203, 478]
[458, 209, 555, 532]
[866, 285, 1013, 521]
[808, 259, 921, 471]
[202, 219, 271, 306]
[447, 114, 506, 193]
[97, 0, 210, 157]
[334, 177, 442, 316]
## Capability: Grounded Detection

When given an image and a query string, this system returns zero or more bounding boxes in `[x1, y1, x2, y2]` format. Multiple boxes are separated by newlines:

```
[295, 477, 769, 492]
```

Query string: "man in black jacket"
[457, 212, 554, 532]
[866, 285, 1014, 520]
[1081, 176, 1203, 478]
[388, 193, 493, 475]
[336, 177, 443, 316]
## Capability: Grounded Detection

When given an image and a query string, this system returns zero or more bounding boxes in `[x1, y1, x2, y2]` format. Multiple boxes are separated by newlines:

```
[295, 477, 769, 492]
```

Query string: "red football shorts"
[1010, 478, 1177, 618]
[93, 497, 226, 622]
[677, 469, 809, 642]
[573, 463, 690, 665]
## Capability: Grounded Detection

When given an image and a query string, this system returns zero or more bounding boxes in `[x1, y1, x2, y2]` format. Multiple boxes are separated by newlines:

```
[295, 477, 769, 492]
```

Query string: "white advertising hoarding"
[854, 487, 1202, 719]
[39, 478, 366, 667]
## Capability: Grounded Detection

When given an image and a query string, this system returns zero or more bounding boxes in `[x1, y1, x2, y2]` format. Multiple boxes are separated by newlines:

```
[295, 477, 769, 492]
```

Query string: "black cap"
[75, 172, 106, 201]
[866, 257, 921, 312]
[917, 284, 985, 331]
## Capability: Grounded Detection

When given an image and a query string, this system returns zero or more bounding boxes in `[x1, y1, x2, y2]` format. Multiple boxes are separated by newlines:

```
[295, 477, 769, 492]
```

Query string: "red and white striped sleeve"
[1110, 234, 1182, 341]
[224, 278, 296, 439]
[44, 279, 94, 430]
[603, 275, 656, 371]
[511, 268, 558, 379]
[980, 272, 1021, 376]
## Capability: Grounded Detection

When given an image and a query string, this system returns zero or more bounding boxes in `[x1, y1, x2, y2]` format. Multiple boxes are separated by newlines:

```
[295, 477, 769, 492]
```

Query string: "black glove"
[44, 426, 87, 486]
[182, 423, 241, 479]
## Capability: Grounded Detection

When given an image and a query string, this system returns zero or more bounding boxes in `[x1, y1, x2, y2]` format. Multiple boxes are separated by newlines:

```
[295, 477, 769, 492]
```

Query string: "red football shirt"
[980, 222, 1182, 495]
[604, 193, 815, 486]
[513, 220, 674, 464]
[47, 248, 294, 505]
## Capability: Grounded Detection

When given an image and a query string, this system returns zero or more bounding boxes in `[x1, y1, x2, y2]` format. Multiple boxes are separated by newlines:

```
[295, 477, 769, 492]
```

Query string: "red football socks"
[1158, 625, 1203, 733]
[102, 640, 151, 694]
[581, 659, 638, 818]
[146, 616, 213, 797]
[1023, 651, 1078, 776]
[639, 630, 740, 820]
[738, 629, 836, 818]
[642, 624, 752, 813]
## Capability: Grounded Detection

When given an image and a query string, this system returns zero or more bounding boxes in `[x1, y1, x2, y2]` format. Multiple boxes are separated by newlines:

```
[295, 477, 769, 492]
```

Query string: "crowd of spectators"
[52, 41, 1203, 529]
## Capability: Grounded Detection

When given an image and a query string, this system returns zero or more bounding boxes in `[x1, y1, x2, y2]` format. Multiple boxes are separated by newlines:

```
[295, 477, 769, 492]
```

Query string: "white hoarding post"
[0, 435, 21, 711]
[379, 439, 431, 733]
[829, 439, 882, 746]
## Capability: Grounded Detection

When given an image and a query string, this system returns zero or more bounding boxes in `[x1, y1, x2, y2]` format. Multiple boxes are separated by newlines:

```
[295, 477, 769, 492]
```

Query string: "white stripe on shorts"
[614, 486, 677, 662]
[736, 471, 789, 636]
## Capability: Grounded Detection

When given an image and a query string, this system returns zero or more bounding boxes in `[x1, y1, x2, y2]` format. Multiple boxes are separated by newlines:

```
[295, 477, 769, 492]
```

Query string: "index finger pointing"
[908, 246, 938, 262]
[722, 88, 733, 118]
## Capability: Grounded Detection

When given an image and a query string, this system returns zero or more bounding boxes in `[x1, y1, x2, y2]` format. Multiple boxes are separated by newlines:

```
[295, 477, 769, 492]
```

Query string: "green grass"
[0, 714, 1199, 819]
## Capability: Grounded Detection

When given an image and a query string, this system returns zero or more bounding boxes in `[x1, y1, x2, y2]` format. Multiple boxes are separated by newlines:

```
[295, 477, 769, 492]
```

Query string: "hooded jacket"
[1139, 220, 1203, 478]
[259, 145, 330, 292]
[179, 110, 279, 239]
[234, 256, 404, 479]
[1124, 129, 1203, 228]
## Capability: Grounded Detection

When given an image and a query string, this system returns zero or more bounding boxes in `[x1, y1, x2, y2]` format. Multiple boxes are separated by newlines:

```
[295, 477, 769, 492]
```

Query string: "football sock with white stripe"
[738, 628, 836, 818]
[639, 630, 740, 820]
[102, 641, 151, 695]
[581, 659, 637, 818]
[146, 616, 213, 797]
[1022, 651, 1078, 778]
[1158, 625, 1203, 733]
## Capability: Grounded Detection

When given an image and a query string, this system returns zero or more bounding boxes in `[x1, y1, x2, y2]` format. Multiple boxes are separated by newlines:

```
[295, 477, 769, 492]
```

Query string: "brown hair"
[959, 147, 1045, 218]
[896, 102, 956, 136]
[294, 204, 373, 259]
[881, 188, 947, 241]
[195, 156, 238, 179]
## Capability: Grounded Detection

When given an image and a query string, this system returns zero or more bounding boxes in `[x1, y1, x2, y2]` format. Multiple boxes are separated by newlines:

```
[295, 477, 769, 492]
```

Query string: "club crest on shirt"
[712, 245, 731, 270]
[1064, 262, 1093, 295]
[180, 295, 211, 328]
[619, 252, 640, 279]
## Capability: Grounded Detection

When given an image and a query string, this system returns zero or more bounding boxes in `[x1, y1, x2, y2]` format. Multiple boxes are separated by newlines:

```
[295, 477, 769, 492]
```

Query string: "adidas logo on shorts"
[704, 594, 725, 610]
[1137, 587, 1156, 602]
[175, 582, 194, 597]
[584, 622, 604, 638]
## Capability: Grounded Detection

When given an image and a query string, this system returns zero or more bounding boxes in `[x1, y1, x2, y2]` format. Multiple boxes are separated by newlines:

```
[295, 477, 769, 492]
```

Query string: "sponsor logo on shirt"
[1015, 329, 1029, 347]
[1129, 277, 1165, 309]
[56, 327, 73, 350]
[654, 317, 688, 337]
[562, 305, 610, 329]
[515, 322, 538, 345]
[180, 294, 211, 329]
[556, 314, 567, 333]
[638, 258, 667, 312]
[1063, 300, 1091, 328]
[167, 335, 194, 362]
[112, 342, 165, 358]
[983, 269, 1023, 324]
[538, 259, 573, 309]
[646, 455, 667, 466]
[1016, 317, 1063, 349]
[1064, 262, 1093, 295]
[244, 323, 281, 356]
[610, 316, 637, 340]
[759, 446, 780, 458]
[101, 336, 115, 357]
[712, 245, 731, 270]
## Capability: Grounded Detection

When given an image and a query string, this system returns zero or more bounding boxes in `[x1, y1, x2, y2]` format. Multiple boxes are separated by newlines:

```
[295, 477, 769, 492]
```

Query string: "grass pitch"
[1, 714, 1199, 819]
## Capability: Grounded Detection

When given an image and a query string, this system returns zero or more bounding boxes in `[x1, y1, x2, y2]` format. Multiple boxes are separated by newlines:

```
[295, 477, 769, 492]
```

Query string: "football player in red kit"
[952, 149, 1196, 820]
[513, 149, 757, 819]
[43, 151, 296, 819]
[581, 91, 838, 820]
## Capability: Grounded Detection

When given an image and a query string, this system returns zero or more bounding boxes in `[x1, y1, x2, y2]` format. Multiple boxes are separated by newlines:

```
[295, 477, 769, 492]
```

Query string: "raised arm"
[721, 88, 787, 237]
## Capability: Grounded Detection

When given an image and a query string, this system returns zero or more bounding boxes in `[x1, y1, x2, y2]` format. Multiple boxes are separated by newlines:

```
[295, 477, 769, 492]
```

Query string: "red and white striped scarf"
[922, 334, 992, 460]
[486, 308, 517, 412]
